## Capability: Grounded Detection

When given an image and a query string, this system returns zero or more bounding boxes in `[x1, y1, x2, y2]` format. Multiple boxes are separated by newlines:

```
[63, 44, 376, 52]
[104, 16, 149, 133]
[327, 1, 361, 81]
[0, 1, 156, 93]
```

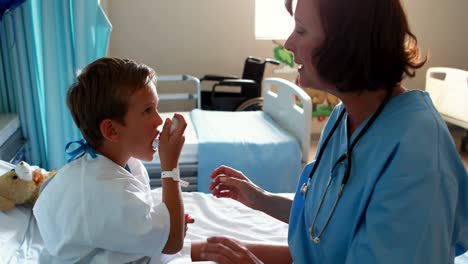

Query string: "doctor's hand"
[209, 165, 265, 210]
[200, 237, 263, 264]
[158, 114, 187, 171]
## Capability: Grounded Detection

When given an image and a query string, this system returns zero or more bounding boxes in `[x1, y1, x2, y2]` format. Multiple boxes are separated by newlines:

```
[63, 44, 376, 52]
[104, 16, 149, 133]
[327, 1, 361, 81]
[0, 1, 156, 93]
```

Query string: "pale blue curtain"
[0, 0, 112, 169]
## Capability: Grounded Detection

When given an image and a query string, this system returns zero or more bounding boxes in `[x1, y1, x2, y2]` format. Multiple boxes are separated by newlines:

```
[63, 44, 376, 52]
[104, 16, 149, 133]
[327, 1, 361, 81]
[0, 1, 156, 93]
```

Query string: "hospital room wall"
[100, 0, 291, 113]
[101, 0, 468, 106]
[402, 0, 468, 89]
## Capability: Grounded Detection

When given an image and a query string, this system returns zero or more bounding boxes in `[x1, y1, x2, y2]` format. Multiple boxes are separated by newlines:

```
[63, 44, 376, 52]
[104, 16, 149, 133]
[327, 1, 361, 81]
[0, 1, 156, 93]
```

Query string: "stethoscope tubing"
[303, 88, 394, 243]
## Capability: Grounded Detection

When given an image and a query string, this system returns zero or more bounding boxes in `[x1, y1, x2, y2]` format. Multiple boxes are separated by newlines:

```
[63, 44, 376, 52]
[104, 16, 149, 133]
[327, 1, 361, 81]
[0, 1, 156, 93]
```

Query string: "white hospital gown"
[33, 154, 170, 263]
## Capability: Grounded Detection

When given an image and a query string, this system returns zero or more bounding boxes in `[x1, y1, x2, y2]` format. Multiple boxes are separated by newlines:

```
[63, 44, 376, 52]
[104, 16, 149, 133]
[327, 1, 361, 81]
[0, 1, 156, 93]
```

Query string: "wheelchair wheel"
[235, 97, 264, 111]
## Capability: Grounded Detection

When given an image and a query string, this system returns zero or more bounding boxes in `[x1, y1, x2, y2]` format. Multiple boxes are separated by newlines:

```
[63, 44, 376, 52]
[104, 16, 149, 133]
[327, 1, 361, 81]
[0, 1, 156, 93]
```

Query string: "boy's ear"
[100, 119, 120, 142]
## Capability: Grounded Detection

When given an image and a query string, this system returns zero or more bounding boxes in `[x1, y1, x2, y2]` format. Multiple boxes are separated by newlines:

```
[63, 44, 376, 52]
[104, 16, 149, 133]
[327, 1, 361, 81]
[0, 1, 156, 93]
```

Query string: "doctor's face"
[284, 0, 334, 92]
[119, 81, 163, 162]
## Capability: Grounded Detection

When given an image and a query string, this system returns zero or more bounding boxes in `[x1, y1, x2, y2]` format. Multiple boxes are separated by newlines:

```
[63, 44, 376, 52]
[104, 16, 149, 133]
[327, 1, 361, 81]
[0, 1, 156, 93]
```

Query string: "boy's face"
[118, 81, 163, 162]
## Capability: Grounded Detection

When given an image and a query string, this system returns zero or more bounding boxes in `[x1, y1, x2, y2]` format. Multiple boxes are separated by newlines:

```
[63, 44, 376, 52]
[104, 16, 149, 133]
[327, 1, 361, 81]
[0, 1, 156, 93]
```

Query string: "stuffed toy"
[305, 88, 340, 106]
[0, 161, 56, 211]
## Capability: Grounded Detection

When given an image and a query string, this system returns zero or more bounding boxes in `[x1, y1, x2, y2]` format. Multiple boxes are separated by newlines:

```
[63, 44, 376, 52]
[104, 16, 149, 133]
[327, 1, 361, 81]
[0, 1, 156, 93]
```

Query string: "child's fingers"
[173, 113, 186, 124]
[177, 136, 186, 150]
[171, 113, 187, 137]
[160, 118, 172, 141]
[185, 213, 195, 224]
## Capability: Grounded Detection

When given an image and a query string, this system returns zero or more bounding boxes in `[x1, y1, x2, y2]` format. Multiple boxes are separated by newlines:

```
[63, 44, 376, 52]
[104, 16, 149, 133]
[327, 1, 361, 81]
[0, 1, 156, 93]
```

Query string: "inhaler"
[152, 117, 179, 148]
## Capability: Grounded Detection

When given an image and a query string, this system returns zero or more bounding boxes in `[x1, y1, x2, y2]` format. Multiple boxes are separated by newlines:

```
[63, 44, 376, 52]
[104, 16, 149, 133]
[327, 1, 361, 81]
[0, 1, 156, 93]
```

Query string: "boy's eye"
[144, 107, 153, 114]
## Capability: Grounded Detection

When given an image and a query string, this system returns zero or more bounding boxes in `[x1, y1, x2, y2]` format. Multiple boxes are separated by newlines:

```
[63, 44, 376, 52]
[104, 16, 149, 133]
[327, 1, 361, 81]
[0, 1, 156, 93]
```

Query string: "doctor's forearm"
[257, 192, 292, 223]
[247, 243, 293, 264]
[162, 179, 184, 254]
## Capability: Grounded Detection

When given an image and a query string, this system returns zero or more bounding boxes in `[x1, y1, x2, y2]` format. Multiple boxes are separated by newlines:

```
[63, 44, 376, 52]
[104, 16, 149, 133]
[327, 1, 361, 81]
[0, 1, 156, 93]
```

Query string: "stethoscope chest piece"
[300, 182, 309, 196]
[301, 177, 312, 196]
[309, 227, 321, 243]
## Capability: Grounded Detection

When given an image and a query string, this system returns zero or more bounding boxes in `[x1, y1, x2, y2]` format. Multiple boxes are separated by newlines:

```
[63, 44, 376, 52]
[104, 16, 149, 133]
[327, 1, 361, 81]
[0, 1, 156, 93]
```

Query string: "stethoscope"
[301, 87, 393, 244]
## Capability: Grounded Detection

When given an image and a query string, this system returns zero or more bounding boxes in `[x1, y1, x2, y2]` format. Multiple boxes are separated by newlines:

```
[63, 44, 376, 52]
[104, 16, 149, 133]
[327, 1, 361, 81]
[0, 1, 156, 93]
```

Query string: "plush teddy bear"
[0, 161, 56, 211]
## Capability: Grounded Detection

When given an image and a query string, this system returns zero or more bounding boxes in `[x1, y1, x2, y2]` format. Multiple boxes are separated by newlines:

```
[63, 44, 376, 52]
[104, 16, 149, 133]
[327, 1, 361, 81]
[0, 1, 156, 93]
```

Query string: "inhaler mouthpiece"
[152, 117, 179, 148]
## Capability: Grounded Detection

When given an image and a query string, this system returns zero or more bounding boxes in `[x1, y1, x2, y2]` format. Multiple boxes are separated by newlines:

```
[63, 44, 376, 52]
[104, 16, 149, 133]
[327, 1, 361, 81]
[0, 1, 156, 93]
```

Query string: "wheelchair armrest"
[201, 74, 239, 82]
[217, 79, 256, 86]
[265, 59, 281, 65]
[212, 79, 258, 94]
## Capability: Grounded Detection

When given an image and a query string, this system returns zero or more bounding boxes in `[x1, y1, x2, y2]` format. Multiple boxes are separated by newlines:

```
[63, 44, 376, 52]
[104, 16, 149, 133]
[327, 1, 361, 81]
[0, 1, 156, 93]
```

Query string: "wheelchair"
[200, 56, 280, 111]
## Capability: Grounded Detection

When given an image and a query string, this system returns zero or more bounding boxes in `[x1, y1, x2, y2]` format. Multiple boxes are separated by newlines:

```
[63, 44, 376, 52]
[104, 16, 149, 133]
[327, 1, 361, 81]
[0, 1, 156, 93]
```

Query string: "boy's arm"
[159, 114, 187, 254]
[161, 178, 184, 254]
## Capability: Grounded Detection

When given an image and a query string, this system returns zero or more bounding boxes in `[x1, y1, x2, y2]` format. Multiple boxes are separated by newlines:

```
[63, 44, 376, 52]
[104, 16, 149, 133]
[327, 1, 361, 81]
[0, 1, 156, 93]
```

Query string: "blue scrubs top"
[288, 90, 468, 263]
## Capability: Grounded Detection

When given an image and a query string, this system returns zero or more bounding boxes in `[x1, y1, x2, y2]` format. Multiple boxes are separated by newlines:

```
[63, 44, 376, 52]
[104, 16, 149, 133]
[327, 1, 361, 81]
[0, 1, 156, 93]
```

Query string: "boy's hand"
[185, 213, 195, 224]
[184, 213, 194, 237]
[158, 113, 187, 171]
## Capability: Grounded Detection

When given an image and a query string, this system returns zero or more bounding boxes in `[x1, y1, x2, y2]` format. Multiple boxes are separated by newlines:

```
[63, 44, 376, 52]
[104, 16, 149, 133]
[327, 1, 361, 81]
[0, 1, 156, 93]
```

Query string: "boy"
[33, 57, 188, 263]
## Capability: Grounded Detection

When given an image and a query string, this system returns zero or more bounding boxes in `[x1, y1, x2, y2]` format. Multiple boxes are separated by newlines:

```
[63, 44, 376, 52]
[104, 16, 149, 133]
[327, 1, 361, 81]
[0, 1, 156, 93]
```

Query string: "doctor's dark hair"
[67, 57, 157, 149]
[310, 0, 426, 92]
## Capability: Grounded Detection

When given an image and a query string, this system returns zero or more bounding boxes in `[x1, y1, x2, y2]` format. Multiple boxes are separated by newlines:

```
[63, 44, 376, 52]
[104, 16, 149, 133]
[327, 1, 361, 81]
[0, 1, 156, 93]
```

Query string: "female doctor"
[195, 0, 468, 263]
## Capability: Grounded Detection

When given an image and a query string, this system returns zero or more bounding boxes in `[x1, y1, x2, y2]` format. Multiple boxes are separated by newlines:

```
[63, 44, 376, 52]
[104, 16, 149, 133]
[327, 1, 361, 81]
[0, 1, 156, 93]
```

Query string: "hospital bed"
[0, 159, 285, 263]
[426, 67, 468, 152]
[145, 76, 312, 193]
[1, 160, 468, 263]
[0, 158, 290, 263]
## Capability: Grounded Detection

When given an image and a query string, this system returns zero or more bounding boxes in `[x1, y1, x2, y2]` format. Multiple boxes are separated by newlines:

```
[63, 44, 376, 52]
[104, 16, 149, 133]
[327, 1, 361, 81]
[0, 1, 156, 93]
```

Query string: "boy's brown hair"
[313, 0, 426, 92]
[67, 57, 156, 149]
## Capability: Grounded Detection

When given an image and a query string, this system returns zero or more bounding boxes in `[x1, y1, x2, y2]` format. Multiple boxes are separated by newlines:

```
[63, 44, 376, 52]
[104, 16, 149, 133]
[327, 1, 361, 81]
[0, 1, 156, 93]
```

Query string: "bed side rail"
[262, 78, 312, 163]
[157, 75, 201, 109]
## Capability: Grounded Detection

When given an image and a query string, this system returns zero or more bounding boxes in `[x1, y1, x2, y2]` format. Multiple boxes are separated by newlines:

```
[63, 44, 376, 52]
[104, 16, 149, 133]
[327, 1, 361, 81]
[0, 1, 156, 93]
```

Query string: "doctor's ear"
[100, 119, 120, 142]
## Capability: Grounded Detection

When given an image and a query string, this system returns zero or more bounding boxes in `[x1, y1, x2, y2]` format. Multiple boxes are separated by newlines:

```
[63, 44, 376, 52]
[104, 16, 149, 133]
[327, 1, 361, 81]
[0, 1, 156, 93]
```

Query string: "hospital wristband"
[161, 167, 189, 187]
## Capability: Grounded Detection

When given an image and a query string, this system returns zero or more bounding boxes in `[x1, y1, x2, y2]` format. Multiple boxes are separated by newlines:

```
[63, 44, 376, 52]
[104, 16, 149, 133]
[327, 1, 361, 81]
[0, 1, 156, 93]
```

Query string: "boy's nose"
[155, 114, 163, 128]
